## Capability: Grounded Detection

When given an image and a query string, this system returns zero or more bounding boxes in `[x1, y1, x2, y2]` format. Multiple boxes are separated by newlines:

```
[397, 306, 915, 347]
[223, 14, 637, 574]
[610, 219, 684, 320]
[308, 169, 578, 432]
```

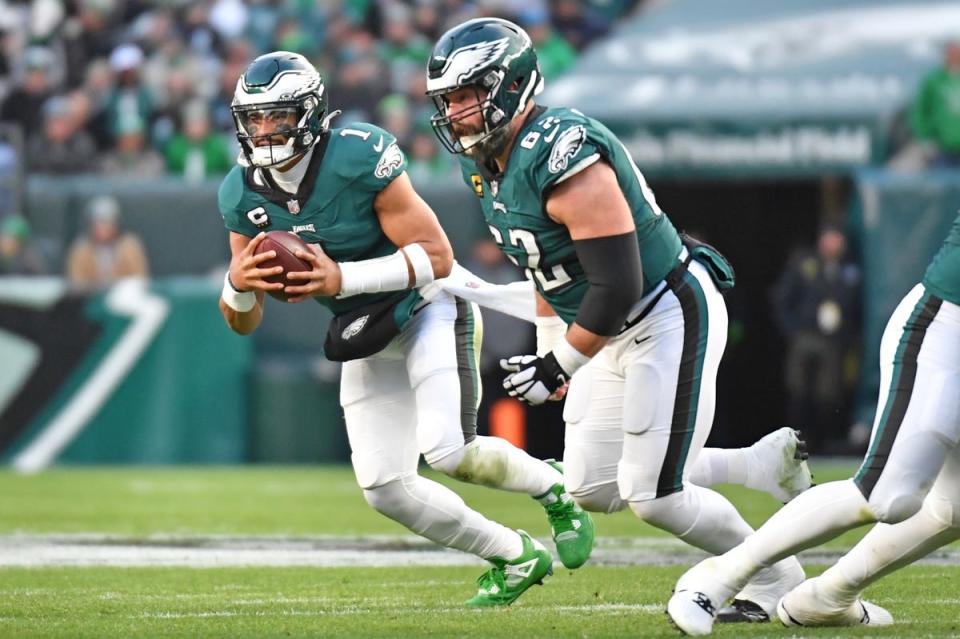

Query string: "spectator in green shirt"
[165, 100, 233, 181]
[910, 40, 960, 167]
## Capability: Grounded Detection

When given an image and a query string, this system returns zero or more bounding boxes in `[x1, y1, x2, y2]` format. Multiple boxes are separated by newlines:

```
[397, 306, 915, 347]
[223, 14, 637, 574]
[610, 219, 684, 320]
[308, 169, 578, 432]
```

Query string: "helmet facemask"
[232, 95, 320, 168]
[428, 70, 511, 156]
[231, 51, 329, 169]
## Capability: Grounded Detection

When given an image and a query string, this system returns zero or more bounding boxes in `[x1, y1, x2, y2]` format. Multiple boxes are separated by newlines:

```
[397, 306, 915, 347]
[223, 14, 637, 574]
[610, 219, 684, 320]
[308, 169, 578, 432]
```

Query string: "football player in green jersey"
[668, 213, 960, 634]
[217, 51, 596, 606]
[426, 17, 812, 622]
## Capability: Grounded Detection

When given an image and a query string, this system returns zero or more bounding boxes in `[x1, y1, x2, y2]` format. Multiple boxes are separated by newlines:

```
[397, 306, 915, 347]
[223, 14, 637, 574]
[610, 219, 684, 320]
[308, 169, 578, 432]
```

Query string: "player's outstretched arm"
[220, 231, 285, 335]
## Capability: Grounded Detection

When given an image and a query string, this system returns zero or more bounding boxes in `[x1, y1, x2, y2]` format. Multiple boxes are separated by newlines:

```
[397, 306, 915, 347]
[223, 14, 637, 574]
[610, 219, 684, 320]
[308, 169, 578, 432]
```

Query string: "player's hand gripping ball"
[254, 231, 314, 301]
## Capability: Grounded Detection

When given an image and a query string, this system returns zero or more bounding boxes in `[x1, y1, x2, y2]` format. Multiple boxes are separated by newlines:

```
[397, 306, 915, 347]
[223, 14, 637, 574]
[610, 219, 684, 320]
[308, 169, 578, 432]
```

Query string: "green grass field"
[1, 462, 958, 638]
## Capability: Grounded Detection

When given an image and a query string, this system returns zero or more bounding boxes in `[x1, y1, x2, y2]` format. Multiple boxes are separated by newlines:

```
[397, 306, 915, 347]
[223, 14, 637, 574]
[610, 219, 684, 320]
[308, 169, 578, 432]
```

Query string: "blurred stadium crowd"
[0, 0, 641, 181]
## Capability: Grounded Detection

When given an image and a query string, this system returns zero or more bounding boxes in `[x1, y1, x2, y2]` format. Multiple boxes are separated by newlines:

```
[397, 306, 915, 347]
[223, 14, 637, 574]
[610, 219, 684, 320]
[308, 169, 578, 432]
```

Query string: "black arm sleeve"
[571, 231, 643, 336]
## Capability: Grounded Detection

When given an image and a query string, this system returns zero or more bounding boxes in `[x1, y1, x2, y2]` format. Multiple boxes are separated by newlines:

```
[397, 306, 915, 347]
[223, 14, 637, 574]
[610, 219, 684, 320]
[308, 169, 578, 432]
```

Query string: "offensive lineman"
[425, 18, 809, 621]
[216, 51, 595, 606]
[667, 212, 960, 634]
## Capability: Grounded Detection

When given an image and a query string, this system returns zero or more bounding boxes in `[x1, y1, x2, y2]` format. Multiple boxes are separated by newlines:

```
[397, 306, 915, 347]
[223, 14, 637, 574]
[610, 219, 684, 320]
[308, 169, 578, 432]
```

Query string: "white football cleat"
[719, 556, 805, 623]
[776, 578, 894, 627]
[747, 427, 813, 503]
[666, 557, 739, 635]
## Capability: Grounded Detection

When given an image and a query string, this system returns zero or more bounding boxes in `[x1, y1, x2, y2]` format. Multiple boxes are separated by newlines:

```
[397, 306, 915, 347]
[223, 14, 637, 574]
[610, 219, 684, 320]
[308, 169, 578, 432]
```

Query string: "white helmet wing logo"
[235, 70, 321, 106]
[548, 125, 587, 174]
[428, 37, 510, 91]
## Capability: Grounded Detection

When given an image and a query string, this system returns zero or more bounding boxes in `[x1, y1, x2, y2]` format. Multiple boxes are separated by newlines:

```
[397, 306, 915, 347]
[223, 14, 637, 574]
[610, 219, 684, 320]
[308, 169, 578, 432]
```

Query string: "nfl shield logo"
[287, 200, 301, 214]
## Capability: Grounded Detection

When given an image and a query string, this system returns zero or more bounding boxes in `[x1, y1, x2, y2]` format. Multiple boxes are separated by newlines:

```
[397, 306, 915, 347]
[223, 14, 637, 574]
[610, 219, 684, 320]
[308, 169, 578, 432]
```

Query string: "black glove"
[500, 352, 570, 406]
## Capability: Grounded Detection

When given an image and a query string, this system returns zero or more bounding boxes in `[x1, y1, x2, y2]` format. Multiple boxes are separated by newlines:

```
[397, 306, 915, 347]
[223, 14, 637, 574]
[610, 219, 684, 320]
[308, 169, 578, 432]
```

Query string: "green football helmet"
[426, 18, 543, 154]
[231, 51, 331, 168]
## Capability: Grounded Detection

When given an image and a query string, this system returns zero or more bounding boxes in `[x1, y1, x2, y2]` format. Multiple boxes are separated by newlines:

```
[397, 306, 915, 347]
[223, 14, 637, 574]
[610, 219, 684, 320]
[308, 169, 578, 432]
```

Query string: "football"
[254, 230, 314, 301]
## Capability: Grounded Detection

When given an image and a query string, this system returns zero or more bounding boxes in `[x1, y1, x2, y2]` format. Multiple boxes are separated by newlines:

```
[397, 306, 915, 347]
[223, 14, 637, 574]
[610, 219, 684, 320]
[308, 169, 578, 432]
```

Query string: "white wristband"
[337, 249, 410, 299]
[535, 315, 567, 357]
[401, 243, 435, 287]
[221, 271, 256, 312]
[552, 337, 590, 377]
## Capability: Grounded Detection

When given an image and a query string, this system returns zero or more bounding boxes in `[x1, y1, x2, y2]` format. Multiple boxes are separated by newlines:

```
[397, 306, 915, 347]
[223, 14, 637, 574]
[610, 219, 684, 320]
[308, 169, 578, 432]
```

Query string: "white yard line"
[135, 603, 664, 620]
[1, 534, 958, 569]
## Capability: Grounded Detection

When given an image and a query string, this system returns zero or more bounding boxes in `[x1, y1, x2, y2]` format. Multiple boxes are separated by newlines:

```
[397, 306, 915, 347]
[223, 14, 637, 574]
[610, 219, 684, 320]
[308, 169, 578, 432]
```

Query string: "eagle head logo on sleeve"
[548, 125, 587, 174]
[374, 142, 405, 179]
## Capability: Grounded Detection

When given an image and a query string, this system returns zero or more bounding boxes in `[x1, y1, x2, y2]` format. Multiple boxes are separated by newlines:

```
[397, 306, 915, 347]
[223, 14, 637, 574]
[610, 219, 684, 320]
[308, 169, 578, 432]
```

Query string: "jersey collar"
[246, 131, 331, 212]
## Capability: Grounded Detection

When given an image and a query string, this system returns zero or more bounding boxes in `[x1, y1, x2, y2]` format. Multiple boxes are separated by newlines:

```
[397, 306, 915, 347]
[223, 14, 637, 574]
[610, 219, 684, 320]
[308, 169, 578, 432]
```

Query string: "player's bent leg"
[430, 434, 558, 495]
[860, 430, 951, 524]
[667, 480, 872, 636]
[562, 364, 629, 514]
[670, 286, 955, 634]
[624, 486, 801, 625]
[621, 264, 801, 632]
[346, 300, 554, 607]
[783, 444, 960, 627]
[409, 296, 565, 498]
[408, 296, 591, 570]
[682, 428, 949, 628]
[359, 473, 554, 608]
[628, 487, 753, 555]
[415, 363, 594, 570]
[465, 530, 553, 607]
[689, 428, 813, 503]
[427, 435, 595, 570]
[356, 468, 521, 560]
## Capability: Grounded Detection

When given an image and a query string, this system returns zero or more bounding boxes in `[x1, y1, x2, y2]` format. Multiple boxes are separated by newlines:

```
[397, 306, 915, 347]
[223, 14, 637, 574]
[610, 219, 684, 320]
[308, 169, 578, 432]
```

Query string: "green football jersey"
[922, 211, 960, 305]
[458, 106, 682, 324]
[218, 122, 418, 317]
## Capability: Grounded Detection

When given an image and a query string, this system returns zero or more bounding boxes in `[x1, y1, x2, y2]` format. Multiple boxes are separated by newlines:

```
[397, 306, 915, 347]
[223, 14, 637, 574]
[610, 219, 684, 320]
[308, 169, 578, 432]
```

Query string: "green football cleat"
[540, 460, 595, 569]
[465, 530, 553, 608]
